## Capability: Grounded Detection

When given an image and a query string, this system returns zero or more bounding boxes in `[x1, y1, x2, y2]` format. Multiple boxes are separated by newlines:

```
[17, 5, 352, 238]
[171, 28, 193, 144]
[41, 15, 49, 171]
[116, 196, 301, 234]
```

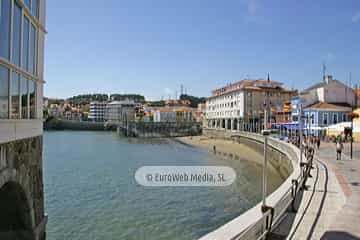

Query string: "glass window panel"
[21, 76, 28, 119]
[12, 2, 21, 66]
[29, 24, 36, 74]
[0, 0, 11, 60]
[24, 0, 30, 9]
[0, 65, 9, 119]
[31, 0, 38, 18]
[22, 17, 30, 71]
[29, 79, 36, 119]
[11, 71, 20, 119]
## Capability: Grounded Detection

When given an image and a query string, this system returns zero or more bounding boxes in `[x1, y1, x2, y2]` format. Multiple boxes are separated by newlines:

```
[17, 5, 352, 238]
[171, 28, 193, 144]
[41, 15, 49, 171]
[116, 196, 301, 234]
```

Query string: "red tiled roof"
[305, 102, 352, 111]
[210, 78, 297, 97]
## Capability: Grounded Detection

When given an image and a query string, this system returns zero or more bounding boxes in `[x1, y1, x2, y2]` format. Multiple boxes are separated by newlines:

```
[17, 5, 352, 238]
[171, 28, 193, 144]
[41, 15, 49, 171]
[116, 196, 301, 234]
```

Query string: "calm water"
[43, 131, 283, 240]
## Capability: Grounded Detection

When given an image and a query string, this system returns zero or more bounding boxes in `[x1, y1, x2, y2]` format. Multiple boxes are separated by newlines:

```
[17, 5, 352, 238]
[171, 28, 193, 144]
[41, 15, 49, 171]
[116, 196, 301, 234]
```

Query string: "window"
[323, 113, 328, 125]
[29, 79, 36, 118]
[0, 0, 11, 60]
[22, 16, 30, 71]
[24, 0, 30, 9]
[311, 114, 314, 124]
[333, 113, 338, 124]
[343, 114, 346, 122]
[29, 24, 36, 74]
[0, 65, 9, 119]
[31, 0, 39, 18]
[12, 2, 22, 66]
[305, 113, 309, 125]
[11, 71, 20, 119]
[21, 76, 28, 118]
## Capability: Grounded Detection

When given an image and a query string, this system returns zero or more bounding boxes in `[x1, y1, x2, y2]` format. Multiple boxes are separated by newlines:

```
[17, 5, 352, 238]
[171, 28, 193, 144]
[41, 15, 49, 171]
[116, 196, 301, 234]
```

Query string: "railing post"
[291, 179, 298, 212]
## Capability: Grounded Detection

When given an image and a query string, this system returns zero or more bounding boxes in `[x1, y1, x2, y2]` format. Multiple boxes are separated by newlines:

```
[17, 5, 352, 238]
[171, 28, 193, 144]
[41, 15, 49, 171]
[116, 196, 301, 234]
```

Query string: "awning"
[273, 123, 300, 130]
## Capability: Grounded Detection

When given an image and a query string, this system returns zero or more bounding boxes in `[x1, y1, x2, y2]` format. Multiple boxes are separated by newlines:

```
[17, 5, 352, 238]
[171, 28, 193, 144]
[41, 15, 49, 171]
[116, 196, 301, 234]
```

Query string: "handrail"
[199, 130, 313, 240]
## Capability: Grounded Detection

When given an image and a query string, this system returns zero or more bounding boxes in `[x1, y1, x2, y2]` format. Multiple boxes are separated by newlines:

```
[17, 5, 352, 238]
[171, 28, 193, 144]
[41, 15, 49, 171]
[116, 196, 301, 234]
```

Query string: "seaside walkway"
[272, 142, 360, 239]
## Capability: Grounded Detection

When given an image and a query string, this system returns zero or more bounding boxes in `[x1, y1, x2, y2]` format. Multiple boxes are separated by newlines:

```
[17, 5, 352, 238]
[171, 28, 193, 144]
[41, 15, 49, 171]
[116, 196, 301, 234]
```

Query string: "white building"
[300, 75, 355, 107]
[48, 104, 64, 117]
[205, 78, 295, 132]
[153, 109, 176, 122]
[89, 101, 106, 122]
[105, 101, 136, 123]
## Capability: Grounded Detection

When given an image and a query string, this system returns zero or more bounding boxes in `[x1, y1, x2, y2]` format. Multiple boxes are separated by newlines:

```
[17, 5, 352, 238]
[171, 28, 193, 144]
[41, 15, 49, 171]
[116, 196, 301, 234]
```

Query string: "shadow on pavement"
[321, 231, 360, 240]
[270, 157, 331, 240]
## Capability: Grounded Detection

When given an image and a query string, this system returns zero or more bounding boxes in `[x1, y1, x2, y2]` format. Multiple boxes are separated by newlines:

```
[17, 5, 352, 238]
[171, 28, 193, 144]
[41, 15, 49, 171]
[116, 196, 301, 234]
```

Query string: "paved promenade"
[272, 141, 360, 239]
[319, 142, 360, 239]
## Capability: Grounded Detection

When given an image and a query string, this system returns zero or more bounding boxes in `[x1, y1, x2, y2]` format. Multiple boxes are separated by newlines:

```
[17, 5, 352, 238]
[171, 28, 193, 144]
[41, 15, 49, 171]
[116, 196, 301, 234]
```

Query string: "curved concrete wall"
[200, 129, 303, 240]
[203, 129, 293, 180]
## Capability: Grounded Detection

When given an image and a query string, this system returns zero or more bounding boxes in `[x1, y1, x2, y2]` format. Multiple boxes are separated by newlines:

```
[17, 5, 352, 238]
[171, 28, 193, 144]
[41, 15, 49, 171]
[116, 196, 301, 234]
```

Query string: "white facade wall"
[105, 101, 135, 123]
[317, 88, 325, 103]
[89, 102, 106, 122]
[153, 111, 176, 122]
[323, 81, 355, 106]
[302, 79, 355, 107]
[206, 90, 245, 120]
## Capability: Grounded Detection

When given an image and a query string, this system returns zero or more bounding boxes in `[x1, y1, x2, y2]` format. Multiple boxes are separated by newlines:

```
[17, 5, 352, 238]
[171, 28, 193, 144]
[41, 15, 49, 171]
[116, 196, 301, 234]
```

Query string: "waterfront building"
[196, 103, 206, 123]
[303, 102, 351, 137]
[105, 100, 136, 123]
[153, 108, 176, 122]
[300, 75, 356, 107]
[89, 101, 106, 122]
[205, 78, 296, 132]
[0, 0, 47, 239]
[152, 106, 197, 123]
[290, 96, 301, 124]
[355, 88, 360, 107]
[273, 101, 293, 136]
[274, 101, 291, 124]
[134, 104, 145, 121]
[174, 107, 197, 122]
[63, 108, 82, 121]
[48, 104, 64, 118]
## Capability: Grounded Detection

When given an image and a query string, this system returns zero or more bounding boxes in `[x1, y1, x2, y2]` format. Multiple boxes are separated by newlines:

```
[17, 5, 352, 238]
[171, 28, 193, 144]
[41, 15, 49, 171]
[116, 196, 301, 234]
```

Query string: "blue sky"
[44, 0, 360, 100]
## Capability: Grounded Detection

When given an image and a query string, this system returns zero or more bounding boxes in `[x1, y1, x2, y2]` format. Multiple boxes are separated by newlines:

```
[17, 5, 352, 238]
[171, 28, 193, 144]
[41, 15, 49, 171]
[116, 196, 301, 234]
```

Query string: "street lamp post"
[347, 112, 359, 160]
[262, 129, 271, 210]
[308, 114, 311, 144]
[351, 117, 353, 160]
[299, 103, 303, 165]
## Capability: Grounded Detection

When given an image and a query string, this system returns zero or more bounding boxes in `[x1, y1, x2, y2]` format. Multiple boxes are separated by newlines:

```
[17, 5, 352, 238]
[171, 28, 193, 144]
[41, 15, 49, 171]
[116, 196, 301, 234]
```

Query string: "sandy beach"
[177, 135, 264, 165]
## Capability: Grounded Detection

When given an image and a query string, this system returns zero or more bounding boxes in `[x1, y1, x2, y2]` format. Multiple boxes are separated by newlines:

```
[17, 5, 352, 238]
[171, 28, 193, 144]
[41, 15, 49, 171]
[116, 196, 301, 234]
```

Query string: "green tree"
[179, 94, 206, 108]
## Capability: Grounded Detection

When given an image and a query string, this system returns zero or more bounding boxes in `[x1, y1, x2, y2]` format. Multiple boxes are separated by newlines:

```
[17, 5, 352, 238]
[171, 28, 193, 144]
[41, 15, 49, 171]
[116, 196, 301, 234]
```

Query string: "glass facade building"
[0, 0, 45, 120]
[0, 1, 47, 239]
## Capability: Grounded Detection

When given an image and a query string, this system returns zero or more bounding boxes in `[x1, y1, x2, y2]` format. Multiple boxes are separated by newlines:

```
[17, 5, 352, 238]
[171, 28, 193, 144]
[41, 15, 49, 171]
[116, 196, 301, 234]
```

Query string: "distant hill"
[110, 94, 145, 103]
[65, 93, 146, 104]
[67, 94, 109, 104]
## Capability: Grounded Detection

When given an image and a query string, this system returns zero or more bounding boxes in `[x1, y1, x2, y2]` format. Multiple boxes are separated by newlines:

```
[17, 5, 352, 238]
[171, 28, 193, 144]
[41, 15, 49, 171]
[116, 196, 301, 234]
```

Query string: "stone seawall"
[122, 122, 202, 138]
[203, 128, 293, 183]
[0, 136, 46, 240]
[44, 119, 106, 131]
